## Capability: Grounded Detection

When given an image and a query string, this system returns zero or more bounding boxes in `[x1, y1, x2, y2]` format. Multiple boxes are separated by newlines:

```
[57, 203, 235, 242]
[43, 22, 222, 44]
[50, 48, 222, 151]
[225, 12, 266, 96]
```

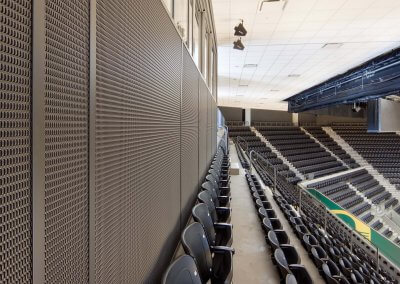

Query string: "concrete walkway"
[230, 142, 324, 283]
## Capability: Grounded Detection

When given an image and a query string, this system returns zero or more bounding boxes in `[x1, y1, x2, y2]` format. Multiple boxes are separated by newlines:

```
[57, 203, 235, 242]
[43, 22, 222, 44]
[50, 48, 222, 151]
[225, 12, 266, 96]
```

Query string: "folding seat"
[206, 174, 230, 196]
[311, 246, 328, 270]
[350, 270, 365, 284]
[328, 246, 342, 263]
[210, 164, 229, 181]
[289, 217, 303, 229]
[320, 236, 333, 252]
[253, 191, 267, 202]
[295, 225, 309, 240]
[285, 274, 297, 284]
[202, 181, 230, 207]
[192, 204, 233, 247]
[338, 257, 353, 278]
[209, 169, 230, 188]
[322, 259, 345, 284]
[182, 223, 233, 284]
[274, 248, 313, 284]
[285, 210, 299, 219]
[258, 207, 277, 220]
[262, 217, 282, 233]
[198, 191, 231, 223]
[255, 199, 272, 210]
[162, 255, 202, 284]
[267, 230, 290, 251]
[303, 234, 319, 252]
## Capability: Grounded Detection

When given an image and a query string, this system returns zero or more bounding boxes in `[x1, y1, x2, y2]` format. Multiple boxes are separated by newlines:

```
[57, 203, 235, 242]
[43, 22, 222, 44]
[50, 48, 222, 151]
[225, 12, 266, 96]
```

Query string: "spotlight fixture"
[233, 38, 245, 50]
[234, 20, 247, 36]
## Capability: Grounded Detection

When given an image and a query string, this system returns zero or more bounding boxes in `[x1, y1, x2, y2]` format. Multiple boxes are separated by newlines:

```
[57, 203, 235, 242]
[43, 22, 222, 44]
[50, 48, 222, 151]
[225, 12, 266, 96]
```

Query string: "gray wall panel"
[43, 1, 90, 282]
[219, 106, 243, 121]
[181, 48, 199, 225]
[251, 108, 292, 122]
[0, 1, 32, 283]
[95, 0, 181, 282]
[199, 81, 208, 180]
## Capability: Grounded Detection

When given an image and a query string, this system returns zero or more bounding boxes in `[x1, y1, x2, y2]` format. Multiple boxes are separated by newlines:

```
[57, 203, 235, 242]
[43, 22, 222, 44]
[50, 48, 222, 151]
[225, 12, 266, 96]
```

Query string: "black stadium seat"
[182, 223, 233, 283]
[198, 191, 231, 223]
[275, 248, 313, 284]
[192, 203, 233, 247]
[162, 255, 202, 284]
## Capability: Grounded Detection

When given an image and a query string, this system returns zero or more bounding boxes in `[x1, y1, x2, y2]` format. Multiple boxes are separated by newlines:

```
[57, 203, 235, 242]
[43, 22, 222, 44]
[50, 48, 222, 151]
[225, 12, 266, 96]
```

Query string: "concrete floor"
[229, 143, 325, 283]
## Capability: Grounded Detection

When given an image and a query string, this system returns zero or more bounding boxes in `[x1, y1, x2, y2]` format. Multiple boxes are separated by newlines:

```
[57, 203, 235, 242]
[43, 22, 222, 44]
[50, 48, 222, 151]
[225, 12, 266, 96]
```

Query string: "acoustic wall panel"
[0, 1, 32, 283]
[181, 48, 199, 224]
[198, 80, 208, 180]
[43, 1, 90, 282]
[95, 0, 181, 282]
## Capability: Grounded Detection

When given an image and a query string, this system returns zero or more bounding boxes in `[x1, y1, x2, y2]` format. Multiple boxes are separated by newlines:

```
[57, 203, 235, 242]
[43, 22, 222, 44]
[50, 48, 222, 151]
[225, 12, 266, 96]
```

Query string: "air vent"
[288, 74, 300, 78]
[270, 89, 280, 92]
[239, 84, 249, 87]
[243, 64, 258, 68]
[322, 43, 343, 49]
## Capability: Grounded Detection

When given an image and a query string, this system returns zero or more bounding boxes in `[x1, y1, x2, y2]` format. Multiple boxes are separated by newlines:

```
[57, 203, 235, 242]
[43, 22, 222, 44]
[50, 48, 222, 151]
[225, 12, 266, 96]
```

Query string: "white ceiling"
[212, 0, 400, 111]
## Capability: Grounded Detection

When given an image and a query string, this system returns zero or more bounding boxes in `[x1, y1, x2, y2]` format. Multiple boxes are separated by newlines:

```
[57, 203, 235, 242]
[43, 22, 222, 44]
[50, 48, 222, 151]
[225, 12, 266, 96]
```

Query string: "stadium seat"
[192, 203, 233, 247]
[267, 230, 290, 251]
[182, 223, 233, 283]
[275, 248, 313, 284]
[162, 255, 202, 284]
[262, 217, 282, 233]
[202, 181, 231, 207]
[311, 246, 329, 269]
[197, 191, 231, 223]
[322, 259, 343, 284]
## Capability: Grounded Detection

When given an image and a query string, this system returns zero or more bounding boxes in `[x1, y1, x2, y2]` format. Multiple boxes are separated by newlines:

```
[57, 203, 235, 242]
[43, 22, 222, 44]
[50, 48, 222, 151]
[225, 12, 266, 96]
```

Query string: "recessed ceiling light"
[243, 64, 258, 68]
[239, 84, 249, 87]
[237, 94, 244, 97]
[322, 43, 343, 49]
[288, 74, 300, 78]
[270, 89, 280, 92]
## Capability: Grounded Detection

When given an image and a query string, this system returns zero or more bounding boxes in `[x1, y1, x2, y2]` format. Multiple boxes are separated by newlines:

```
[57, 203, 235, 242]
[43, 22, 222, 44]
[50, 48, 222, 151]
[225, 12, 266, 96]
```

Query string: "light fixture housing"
[234, 22, 247, 36]
[233, 38, 245, 50]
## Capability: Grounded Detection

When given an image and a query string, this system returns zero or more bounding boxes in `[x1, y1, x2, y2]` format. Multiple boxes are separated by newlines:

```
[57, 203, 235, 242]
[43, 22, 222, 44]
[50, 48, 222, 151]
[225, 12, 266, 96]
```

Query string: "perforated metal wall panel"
[198, 80, 208, 179]
[0, 1, 32, 283]
[207, 91, 212, 164]
[181, 48, 199, 222]
[43, 0, 90, 282]
[95, 0, 181, 282]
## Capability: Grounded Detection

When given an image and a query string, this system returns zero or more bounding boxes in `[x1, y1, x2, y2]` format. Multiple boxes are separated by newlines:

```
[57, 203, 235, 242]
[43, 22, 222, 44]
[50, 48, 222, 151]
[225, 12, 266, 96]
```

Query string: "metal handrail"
[247, 149, 400, 276]
[236, 136, 248, 154]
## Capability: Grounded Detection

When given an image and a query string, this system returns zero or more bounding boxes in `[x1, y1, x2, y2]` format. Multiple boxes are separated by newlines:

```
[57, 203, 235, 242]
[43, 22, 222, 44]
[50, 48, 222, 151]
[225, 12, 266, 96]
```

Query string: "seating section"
[162, 136, 235, 283]
[257, 126, 347, 178]
[253, 163, 398, 284]
[306, 168, 399, 234]
[304, 127, 359, 169]
[229, 126, 300, 184]
[333, 127, 400, 188]
[244, 172, 313, 284]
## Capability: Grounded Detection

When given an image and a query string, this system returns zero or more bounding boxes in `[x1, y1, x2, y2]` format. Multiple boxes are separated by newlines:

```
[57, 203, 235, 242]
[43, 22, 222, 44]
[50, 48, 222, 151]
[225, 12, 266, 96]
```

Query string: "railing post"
[299, 187, 302, 214]
[273, 167, 277, 193]
[376, 247, 379, 272]
[324, 208, 327, 231]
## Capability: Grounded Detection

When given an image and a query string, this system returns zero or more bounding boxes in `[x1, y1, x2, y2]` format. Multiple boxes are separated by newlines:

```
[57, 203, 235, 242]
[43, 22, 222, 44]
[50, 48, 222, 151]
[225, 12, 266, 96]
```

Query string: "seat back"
[280, 245, 300, 264]
[192, 203, 216, 246]
[286, 274, 297, 284]
[275, 248, 290, 277]
[206, 174, 219, 189]
[198, 191, 217, 223]
[181, 223, 212, 283]
[162, 255, 202, 284]
[201, 181, 220, 206]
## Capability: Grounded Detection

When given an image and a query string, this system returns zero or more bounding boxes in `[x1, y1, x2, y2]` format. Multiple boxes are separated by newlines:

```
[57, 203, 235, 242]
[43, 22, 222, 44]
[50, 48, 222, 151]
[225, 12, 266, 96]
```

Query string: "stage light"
[234, 21, 247, 36]
[233, 38, 244, 50]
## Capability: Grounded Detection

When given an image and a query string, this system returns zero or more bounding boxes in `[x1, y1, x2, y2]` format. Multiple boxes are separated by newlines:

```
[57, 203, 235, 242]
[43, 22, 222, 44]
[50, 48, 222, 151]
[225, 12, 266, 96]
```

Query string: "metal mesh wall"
[198, 80, 208, 179]
[0, 1, 32, 283]
[207, 91, 212, 164]
[181, 48, 199, 223]
[95, 0, 181, 282]
[43, 0, 90, 282]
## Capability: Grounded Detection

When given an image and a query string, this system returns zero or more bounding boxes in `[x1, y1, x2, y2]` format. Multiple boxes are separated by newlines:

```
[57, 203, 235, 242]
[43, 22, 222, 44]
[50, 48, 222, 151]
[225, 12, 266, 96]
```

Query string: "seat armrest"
[214, 222, 233, 230]
[211, 246, 235, 254]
